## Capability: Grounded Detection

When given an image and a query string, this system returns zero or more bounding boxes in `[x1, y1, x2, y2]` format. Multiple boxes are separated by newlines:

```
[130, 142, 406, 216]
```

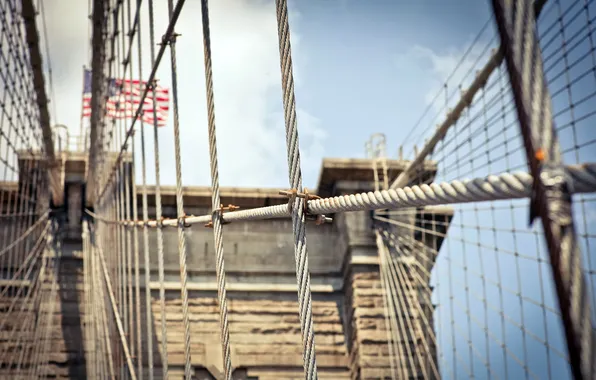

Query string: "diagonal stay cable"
[390, 0, 548, 190]
[199, 1, 233, 378]
[491, 0, 596, 379]
[93, 223, 138, 380]
[94, 0, 186, 205]
[0, 211, 48, 258]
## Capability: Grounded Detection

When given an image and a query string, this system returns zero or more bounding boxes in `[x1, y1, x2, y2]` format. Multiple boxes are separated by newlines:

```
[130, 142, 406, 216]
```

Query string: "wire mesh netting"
[0, 0, 61, 378]
[0, 0, 595, 379]
[374, 1, 596, 379]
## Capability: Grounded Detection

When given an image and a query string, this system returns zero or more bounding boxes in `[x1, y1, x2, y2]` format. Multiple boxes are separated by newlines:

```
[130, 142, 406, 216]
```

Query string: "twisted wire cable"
[131, 108, 144, 380]
[165, 0, 193, 377]
[390, 0, 547, 190]
[491, 1, 596, 379]
[274, 0, 318, 377]
[123, 0, 136, 369]
[93, 222, 138, 380]
[199, 1, 233, 378]
[94, 164, 596, 228]
[147, 0, 167, 377]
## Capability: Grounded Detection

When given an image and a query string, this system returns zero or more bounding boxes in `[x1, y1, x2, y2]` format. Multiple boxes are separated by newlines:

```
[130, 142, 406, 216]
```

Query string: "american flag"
[81, 68, 169, 126]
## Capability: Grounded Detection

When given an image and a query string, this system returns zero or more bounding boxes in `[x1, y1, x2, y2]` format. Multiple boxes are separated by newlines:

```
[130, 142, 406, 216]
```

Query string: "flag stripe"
[81, 69, 170, 127]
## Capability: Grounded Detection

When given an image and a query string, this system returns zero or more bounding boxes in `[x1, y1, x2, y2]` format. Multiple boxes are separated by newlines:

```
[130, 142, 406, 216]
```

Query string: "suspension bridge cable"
[94, 223, 138, 380]
[391, 0, 548, 190]
[164, 0, 193, 378]
[147, 0, 167, 377]
[90, 164, 596, 228]
[199, 0, 233, 378]
[93, 0, 186, 205]
[492, 0, 595, 379]
[273, 1, 319, 377]
[128, 1, 144, 377]
[37, 0, 58, 124]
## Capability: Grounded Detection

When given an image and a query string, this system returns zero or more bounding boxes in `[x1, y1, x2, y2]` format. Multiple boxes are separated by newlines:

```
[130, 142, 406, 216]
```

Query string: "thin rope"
[274, 0, 318, 377]
[199, 1, 233, 378]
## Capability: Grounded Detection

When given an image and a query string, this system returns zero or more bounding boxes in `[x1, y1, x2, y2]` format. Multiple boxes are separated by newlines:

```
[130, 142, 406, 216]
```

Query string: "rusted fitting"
[160, 32, 181, 46]
[279, 188, 330, 225]
[178, 213, 192, 228]
[205, 204, 239, 228]
[220, 204, 240, 213]
[307, 214, 333, 225]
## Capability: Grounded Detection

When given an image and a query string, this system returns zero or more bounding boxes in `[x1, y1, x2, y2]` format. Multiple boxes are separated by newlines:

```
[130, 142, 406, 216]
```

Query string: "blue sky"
[35, 0, 596, 379]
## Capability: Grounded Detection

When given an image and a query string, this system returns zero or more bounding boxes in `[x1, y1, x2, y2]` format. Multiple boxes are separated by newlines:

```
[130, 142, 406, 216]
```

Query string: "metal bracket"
[279, 188, 332, 225]
[205, 204, 240, 228]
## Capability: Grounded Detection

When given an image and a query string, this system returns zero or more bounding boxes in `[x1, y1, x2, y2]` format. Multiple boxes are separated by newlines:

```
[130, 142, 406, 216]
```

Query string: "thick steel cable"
[273, 1, 318, 376]
[147, 0, 166, 377]
[491, 1, 596, 379]
[21, 0, 61, 205]
[199, 1, 233, 378]
[165, 0, 193, 377]
[92, 164, 596, 228]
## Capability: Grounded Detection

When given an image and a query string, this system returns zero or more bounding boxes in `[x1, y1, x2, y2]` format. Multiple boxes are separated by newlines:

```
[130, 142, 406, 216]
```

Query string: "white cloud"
[391, 34, 501, 166]
[40, 0, 326, 189]
[404, 42, 492, 113]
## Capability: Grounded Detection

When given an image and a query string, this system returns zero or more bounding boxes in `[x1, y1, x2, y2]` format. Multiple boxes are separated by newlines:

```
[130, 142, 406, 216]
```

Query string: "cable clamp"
[205, 204, 239, 228]
[279, 188, 332, 225]
[146, 80, 158, 91]
[178, 213, 191, 228]
[528, 145, 574, 227]
[160, 32, 181, 46]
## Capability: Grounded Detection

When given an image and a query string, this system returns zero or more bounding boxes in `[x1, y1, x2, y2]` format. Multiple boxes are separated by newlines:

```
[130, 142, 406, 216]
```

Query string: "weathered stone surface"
[0, 157, 444, 379]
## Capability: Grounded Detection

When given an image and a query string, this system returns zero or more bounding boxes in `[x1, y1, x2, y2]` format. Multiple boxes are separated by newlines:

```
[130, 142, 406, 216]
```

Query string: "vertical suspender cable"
[198, 1, 233, 378]
[128, 1, 144, 377]
[273, 0, 318, 378]
[139, 1, 156, 378]
[147, 0, 169, 377]
[164, 0, 193, 378]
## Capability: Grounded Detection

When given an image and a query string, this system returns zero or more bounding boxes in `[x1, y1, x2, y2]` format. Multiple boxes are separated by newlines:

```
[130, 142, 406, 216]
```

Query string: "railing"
[52, 125, 90, 153]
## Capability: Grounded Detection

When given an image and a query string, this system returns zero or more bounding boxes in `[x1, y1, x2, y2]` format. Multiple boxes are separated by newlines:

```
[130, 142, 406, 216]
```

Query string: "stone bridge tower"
[2, 152, 451, 379]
